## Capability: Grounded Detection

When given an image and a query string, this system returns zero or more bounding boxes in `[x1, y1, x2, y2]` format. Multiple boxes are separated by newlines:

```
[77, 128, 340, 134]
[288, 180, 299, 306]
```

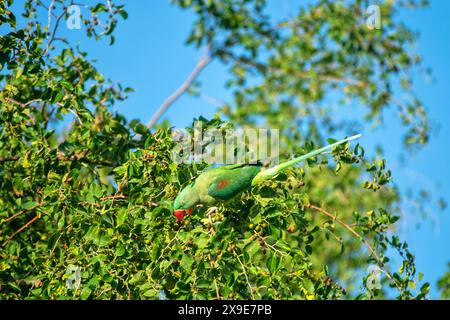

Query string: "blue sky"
[27, 1, 450, 297]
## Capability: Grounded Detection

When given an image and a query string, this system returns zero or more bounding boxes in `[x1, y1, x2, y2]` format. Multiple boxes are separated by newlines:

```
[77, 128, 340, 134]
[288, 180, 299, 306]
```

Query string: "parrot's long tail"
[251, 134, 362, 186]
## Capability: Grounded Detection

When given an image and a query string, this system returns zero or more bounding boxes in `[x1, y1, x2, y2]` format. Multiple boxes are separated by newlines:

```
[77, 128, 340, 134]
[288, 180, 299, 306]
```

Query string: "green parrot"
[173, 134, 361, 221]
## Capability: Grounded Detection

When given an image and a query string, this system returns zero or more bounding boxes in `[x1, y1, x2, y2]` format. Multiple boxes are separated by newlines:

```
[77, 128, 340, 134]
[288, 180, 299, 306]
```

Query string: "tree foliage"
[0, 0, 438, 299]
[438, 263, 450, 299]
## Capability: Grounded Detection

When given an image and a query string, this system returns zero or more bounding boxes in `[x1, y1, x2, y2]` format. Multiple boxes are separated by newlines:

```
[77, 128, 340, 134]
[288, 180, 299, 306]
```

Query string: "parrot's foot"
[206, 207, 218, 235]
[206, 206, 219, 216]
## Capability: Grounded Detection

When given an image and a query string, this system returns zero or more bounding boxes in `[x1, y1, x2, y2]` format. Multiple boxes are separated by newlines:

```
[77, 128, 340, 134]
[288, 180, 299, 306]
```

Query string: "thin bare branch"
[3, 203, 41, 224]
[390, 95, 422, 127]
[206, 207, 217, 236]
[206, 253, 221, 299]
[306, 204, 381, 263]
[232, 247, 254, 299]
[0, 156, 19, 163]
[147, 45, 212, 128]
[100, 195, 127, 201]
[2, 215, 40, 247]
[43, 6, 67, 56]
[37, 0, 58, 18]
[68, 108, 83, 125]
[221, 51, 366, 88]
[305, 203, 405, 291]
[47, 0, 56, 32]
[200, 93, 225, 108]
[5, 97, 43, 107]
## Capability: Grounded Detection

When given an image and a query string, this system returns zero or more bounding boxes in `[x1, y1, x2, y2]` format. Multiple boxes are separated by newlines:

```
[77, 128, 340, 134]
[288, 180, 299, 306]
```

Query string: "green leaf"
[15, 68, 23, 79]
[52, 91, 64, 104]
[22, 201, 38, 210]
[80, 287, 92, 300]
[180, 254, 194, 273]
[305, 245, 313, 255]
[420, 282, 430, 295]
[266, 255, 279, 275]
[143, 289, 157, 298]
[303, 278, 315, 293]
[60, 81, 73, 91]
[129, 271, 145, 285]
[119, 10, 128, 20]
[194, 234, 209, 249]
[115, 244, 125, 257]
[92, 3, 107, 13]
[116, 209, 127, 227]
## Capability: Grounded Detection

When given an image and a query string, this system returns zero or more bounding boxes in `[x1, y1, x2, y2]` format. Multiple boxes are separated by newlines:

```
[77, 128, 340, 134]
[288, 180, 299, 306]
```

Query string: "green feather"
[173, 134, 361, 210]
[207, 164, 261, 200]
[251, 134, 361, 185]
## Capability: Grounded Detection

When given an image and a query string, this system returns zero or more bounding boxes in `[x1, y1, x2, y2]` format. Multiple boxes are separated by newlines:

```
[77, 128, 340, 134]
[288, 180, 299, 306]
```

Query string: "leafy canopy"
[0, 0, 435, 299]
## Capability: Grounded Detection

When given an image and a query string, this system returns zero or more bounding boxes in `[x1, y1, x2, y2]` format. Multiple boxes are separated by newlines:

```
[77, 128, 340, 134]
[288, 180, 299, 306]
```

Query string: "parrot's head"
[173, 183, 199, 222]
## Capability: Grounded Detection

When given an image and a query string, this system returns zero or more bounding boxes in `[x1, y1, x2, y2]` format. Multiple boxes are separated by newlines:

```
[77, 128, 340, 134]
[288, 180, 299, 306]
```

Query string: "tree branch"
[2, 215, 40, 247]
[3, 203, 41, 224]
[0, 151, 112, 166]
[305, 203, 409, 292]
[146, 45, 212, 128]
[5, 97, 43, 108]
[42, 4, 68, 56]
[0, 156, 19, 162]
[221, 51, 366, 88]
[47, 0, 57, 32]
[305, 203, 381, 263]
[232, 247, 254, 299]
[37, 0, 58, 18]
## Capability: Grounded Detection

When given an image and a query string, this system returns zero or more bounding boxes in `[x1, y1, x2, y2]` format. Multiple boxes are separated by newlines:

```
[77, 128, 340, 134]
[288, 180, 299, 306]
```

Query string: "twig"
[42, 6, 68, 56]
[265, 242, 288, 257]
[221, 51, 366, 88]
[100, 195, 127, 201]
[68, 108, 83, 125]
[6, 98, 62, 129]
[207, 208, 216, 236]
[0, 151, 111, 166]
[37, 0, 58, 18]
[305, 204, 381, 263]
[49, 231, 64, 256]
[390, 95, 416, 125]
[200, 93, 225, 108]
[5, 97, 63, 109]
[47, 0, 56, 33]
[78, 195, 129, 207]
[3, 203, 41, 223]
[43, 102, 55, 129]
[206, 253, 221, 299]
[232, 247, 254, 299]
[2, 215, 40, 247]
[147, 45, 212, 128]
[0, 156, 19, 162]
[155, 231, 180, 264]
[305, 203, 407, 291]
[204, 211, 220, 299]
[56, 151, 113, 167]
[5, 97, 43, 107]
[213, 277, 220, 299]
[52, 37, 69, 45]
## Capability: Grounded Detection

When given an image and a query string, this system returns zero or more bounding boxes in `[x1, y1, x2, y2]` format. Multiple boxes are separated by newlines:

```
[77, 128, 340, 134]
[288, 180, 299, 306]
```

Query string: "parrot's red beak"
[173, 209, 193, 222]
[174, 210, 184, 221]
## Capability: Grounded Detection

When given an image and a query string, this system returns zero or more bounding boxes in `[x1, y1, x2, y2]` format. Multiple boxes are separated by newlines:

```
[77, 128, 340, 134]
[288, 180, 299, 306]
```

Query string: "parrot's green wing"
[207, 164, 262, 201]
